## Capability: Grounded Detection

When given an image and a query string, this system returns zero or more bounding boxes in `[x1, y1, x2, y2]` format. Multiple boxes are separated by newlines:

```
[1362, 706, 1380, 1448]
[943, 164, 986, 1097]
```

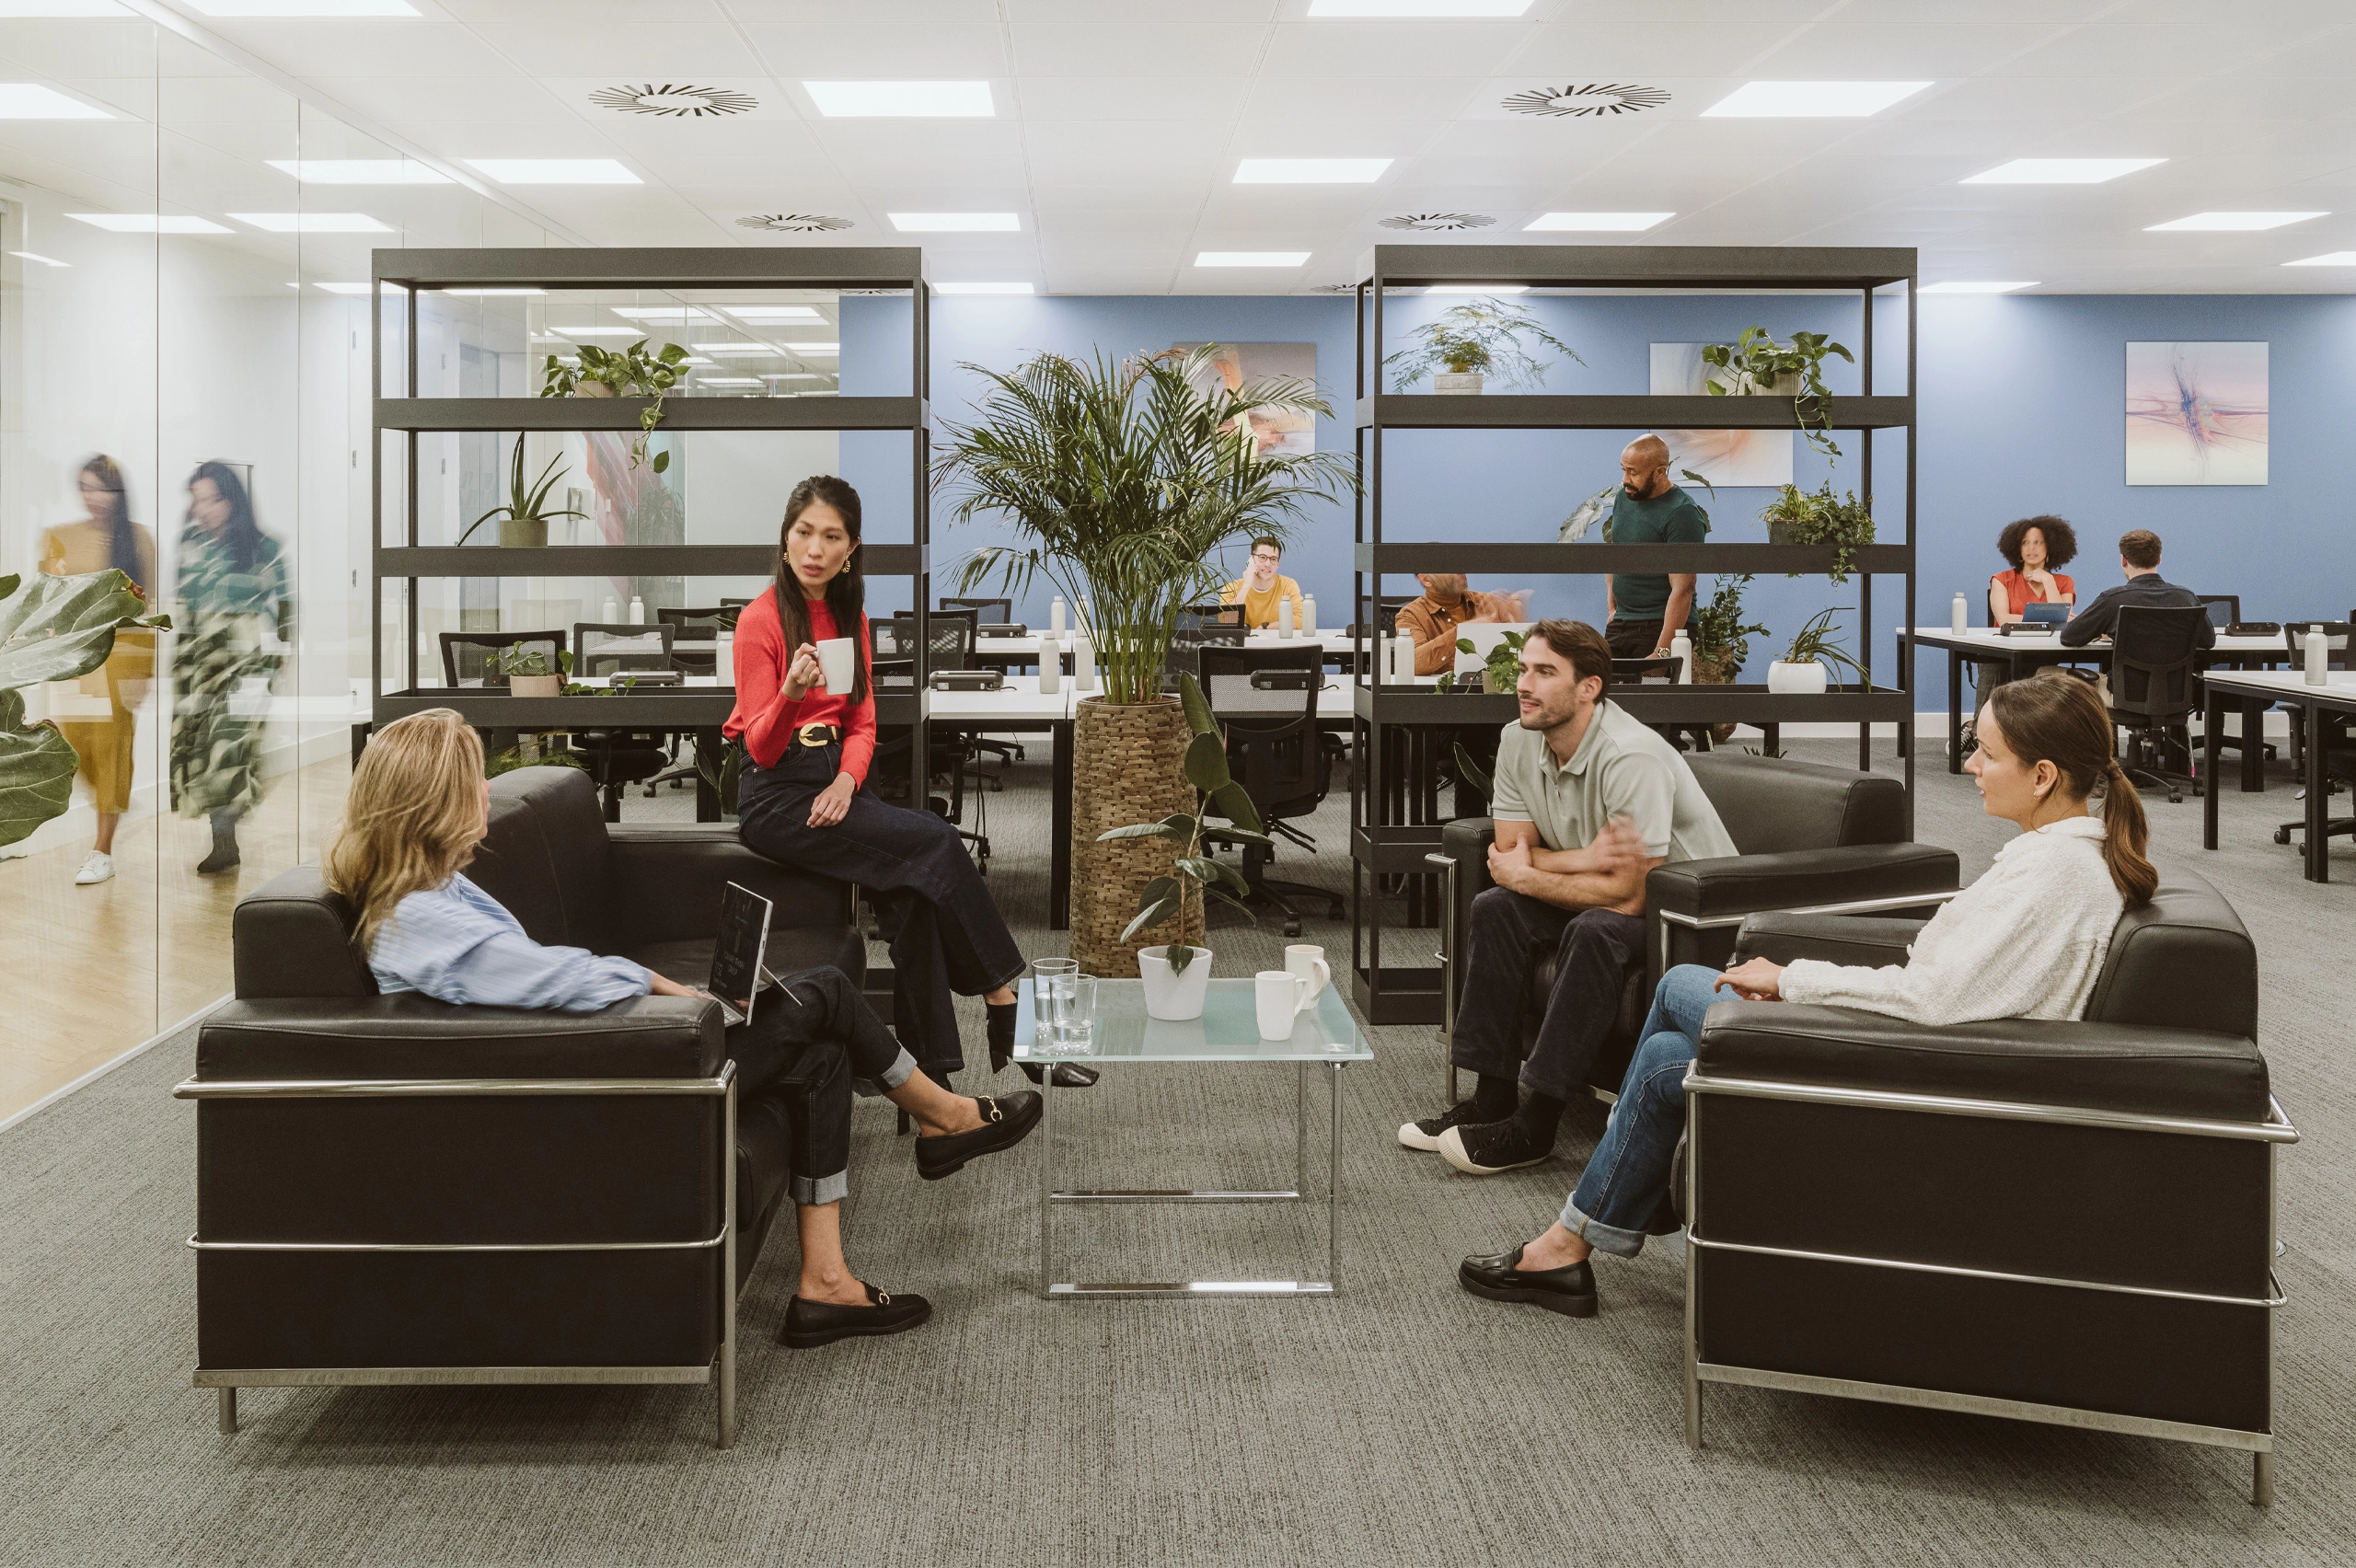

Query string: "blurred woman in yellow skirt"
[38, 455, 156, 886]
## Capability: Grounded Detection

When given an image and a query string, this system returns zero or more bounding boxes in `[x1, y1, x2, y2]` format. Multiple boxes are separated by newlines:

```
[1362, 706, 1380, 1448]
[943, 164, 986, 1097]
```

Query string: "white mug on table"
[1255, 970, 1315, 1039]
[1284, 944, 1330, 1010]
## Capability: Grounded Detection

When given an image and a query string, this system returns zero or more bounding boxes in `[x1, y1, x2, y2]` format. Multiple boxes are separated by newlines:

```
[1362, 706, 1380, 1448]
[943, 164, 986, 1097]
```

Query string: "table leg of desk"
[1947, 652, 1962, 775]
[2242, 696, 2265, 793]
[695, 727, 722, 822]
[2203, 687, 2222, 851]
[1329, 1061, 1345, 1291]
[2305, 702, 2327, 883]
[1038, 1058, 1054, 1297]
[1050, 718, 1073, 930]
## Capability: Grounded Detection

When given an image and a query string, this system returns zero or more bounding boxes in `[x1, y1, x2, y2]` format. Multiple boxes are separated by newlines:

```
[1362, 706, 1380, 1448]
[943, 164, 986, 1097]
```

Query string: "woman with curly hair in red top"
[726, 476, 1094, 1089]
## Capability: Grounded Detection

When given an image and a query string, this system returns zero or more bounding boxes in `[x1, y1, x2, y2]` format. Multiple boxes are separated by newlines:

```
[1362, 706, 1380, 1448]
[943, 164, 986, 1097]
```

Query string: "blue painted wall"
[836, 290, 2356, 698]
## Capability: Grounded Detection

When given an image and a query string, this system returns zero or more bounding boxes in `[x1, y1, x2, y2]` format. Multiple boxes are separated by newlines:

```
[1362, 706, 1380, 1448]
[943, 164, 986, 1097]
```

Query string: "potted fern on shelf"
[1767, 607, 1866, 695]
[1385, 297, 1583, 395]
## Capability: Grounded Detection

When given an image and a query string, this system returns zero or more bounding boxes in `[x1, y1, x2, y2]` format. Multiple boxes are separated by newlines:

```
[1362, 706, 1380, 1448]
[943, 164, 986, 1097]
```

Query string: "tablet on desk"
[2020, 603, 2070, 626]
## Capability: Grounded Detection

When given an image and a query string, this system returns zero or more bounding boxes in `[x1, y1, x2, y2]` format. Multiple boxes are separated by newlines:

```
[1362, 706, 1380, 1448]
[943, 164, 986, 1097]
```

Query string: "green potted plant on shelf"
[541, 338, 689, 473]
[456, 439, 588, 548]
[1386, 297, 1583, 395]
[1701, 325, 1854, 456]
[1690, 573, 1771, 741]
[935, 343, 1356, 976]
[0, 568, 172, 848]
[1096, 673, 1272, 1020]
[1760, 481, 1875, 584]
[494, 641, 571, 698]
[1444, 627, 1526, 694]
[1768, 606, 1866, 695]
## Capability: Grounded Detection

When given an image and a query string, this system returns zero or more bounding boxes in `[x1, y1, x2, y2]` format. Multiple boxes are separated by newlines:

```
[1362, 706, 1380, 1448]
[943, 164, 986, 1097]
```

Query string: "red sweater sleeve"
[722, 593, 875, 782]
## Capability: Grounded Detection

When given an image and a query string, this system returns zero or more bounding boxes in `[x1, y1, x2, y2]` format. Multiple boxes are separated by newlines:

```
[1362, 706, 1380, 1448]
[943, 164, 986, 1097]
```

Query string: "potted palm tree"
[934, 345, 1356, 975]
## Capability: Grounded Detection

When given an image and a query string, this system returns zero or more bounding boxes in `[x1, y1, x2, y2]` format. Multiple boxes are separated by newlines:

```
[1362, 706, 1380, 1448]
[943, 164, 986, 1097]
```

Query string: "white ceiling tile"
[317, 76, 582, 124]
[1509, 23, 1805, 77]
[733, 24, 1011, 76]
[463, 24, 767, 77]
[1016, 75, 1251, 121]
[1257, 21, 1538, 80]
[191, 24, 518, 79]
[1998, 24, 2292, 77]
[1742, 25, 2062, 78]
[1009, 24, 1274, 78]
[1239, 76, 1482, 121]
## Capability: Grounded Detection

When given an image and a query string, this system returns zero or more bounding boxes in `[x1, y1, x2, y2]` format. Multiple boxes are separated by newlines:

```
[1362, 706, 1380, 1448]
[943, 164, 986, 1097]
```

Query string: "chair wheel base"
[2274, 828, 2293, 845]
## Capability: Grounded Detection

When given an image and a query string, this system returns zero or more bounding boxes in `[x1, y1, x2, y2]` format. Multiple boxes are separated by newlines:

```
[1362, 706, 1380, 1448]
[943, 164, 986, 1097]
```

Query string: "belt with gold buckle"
[795, 722, 842, 747]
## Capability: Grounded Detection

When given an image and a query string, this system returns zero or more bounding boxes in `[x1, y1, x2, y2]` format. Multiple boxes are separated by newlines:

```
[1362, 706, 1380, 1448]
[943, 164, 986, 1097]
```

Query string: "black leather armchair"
[1684, 868, 2296, 1505]
[1426, 751, 1960, 1103]
[179, 767, 864, 1447]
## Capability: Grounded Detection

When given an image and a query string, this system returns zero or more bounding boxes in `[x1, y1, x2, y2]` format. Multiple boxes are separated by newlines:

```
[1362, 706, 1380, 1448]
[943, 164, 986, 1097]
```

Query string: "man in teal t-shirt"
[1604, 434, 1710, 660]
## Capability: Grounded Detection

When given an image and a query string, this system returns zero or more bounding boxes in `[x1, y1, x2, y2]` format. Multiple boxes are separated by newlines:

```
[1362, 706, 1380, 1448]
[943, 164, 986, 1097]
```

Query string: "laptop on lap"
[708, 882, 774, 1027]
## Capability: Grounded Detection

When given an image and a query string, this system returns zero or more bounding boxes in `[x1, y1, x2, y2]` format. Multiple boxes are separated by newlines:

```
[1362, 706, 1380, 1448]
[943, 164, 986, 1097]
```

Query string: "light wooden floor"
[0, 756, 352, 1122]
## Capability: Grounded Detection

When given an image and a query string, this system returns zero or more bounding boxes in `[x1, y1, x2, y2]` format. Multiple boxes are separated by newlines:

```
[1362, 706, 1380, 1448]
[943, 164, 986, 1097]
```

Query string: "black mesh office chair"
[941, 595, 1012, 623]
[941, 598, 1024, 766]
[2273, 622, 2356, 852]
[2108, 605, 2205, 804]
[1166, 609, 1247, 693]
[439, 628, 565, 687]
[655, 605, 735, 677]
[868, 615, 991, 866]
[564, 622, 677, 820]
[1198, 644, 1344, 937]
[1349, 595, 1416, 640]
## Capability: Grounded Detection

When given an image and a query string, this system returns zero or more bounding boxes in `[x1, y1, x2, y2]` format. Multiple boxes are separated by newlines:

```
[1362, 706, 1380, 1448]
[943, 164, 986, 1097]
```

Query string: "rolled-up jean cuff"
[791, 1170, 849, 1207]
[853, 1046, 920, 1099]
[1559, 1197, 1648, 1260]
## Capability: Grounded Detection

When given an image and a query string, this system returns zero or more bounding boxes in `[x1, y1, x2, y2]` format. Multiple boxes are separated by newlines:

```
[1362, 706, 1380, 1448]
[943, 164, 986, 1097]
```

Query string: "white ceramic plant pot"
[1138, 944, 1211, 1020]
[1434, 372, 1484, 396]
[1766, 661, 1828, 695]
[509, 674, 561, 698]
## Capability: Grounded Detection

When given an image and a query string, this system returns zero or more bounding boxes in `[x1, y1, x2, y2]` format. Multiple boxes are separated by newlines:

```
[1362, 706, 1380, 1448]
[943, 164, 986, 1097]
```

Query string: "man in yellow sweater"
[1219, 536, 1305, 629]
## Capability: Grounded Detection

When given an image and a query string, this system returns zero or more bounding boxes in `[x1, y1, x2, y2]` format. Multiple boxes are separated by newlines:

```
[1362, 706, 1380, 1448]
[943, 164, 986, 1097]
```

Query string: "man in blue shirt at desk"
[2059, 528, 2214, 651]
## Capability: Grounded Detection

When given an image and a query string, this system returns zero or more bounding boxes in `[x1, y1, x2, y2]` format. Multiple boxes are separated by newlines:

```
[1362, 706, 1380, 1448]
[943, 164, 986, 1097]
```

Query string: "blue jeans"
[1560, 964, 1754, 1258]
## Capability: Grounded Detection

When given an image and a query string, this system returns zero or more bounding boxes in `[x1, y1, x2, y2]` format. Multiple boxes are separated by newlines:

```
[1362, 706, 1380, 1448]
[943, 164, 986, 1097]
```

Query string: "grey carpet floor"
[4, 735, 2353, 1567]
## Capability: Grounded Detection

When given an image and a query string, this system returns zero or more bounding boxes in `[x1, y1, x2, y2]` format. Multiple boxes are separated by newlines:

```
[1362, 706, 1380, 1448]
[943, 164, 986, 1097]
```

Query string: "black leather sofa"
[177, 767, 862, 1447]
[1427, 751, 1961, 1102]
[1685, 868, 2296, 1505]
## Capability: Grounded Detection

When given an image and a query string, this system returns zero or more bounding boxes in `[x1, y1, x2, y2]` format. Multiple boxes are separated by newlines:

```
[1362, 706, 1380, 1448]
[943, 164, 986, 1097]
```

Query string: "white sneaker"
[74, 851, 115, 885]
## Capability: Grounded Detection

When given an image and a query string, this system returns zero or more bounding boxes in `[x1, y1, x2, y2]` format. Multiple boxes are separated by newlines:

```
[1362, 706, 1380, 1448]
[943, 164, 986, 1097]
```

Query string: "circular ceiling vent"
[736, 213, 854, 233]
[1502, 83, 1670, 118]
[1380, 213, 1496, 232]
[592, 83, 757, 118]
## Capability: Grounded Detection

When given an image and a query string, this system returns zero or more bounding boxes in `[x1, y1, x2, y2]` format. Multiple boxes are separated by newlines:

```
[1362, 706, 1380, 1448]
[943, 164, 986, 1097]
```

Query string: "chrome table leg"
[217, 1387, 237, 1434]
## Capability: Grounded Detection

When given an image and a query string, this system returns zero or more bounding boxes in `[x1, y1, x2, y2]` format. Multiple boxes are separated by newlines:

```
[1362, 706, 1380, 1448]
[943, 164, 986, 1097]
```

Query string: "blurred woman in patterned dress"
[169, 461, 290, 876]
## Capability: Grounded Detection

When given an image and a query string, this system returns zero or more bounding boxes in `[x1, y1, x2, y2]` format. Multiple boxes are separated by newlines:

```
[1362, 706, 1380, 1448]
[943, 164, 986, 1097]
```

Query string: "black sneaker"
[1397, 1099, 1485, 1152]
[1437, 1117, 1553, 1176]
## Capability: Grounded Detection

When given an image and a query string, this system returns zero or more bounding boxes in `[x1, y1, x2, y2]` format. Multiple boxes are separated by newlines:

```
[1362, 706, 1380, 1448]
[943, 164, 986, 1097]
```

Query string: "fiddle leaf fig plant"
[1701, 326, 1854, 457]
[541, 338, 690, 473]
[1094, 672, 1269, 974]
[0, 569, 173, 847]
[1386, 298, 1584, 392]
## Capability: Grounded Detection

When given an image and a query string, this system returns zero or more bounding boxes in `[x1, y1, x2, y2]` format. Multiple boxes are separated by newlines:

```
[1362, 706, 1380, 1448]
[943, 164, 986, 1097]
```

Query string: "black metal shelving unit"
[367, 246, 932, 811]
[1349, 243, 1918, 1024]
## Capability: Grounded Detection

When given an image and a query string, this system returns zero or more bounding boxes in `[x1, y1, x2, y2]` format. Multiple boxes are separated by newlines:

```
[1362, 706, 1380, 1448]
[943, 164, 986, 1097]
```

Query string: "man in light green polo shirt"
[1398, 618, 1736, 1176]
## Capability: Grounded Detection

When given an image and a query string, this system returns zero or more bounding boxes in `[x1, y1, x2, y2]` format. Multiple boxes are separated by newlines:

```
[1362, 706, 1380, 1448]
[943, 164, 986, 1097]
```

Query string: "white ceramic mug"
[1255, 970, 1312, 1040]
[1284, 944, 1330, 1010]
[814, 637, 855, 693]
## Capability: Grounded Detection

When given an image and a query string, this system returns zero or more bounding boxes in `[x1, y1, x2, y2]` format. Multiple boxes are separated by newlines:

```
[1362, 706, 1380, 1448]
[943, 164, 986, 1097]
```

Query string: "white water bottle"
[1302, 594, 1317, 635]
[715, 625, 733, 679]
[628, 594, 645, 626]
[602, 594, 619, 625]
[1050, 596, 1066, 636]
[1278, 595, 1295, 639]
[2305, 626, 2328, 685]
[1669, 628, 1693, 685]
[1073, 631, 1096, 694]
[1952, 593, 1968, 634]
[1393, 631, 1416, 686]
[1037, 634, 1060, 694]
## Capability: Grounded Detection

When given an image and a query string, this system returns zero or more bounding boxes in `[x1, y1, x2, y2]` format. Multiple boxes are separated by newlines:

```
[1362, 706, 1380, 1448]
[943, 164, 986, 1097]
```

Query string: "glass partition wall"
[0, 15, 558, 1121]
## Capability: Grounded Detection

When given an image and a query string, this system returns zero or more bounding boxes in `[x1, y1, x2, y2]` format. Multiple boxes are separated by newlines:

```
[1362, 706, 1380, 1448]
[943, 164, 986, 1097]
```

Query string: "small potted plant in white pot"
[496, 641, 571, 698]
[1767, 607, 1865, 695]
[1097, 673, 1269, 1020]
[1386, 298, 1582, 397]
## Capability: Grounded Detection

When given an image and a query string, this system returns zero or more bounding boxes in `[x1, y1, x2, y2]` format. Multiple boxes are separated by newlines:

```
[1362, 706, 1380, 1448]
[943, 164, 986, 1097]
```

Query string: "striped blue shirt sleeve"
[370, 876, 652, 1012]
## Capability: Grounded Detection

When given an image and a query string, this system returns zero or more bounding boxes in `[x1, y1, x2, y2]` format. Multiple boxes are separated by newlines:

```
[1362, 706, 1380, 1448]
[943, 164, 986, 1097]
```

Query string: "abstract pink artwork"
[2125, 341, 2268, 486]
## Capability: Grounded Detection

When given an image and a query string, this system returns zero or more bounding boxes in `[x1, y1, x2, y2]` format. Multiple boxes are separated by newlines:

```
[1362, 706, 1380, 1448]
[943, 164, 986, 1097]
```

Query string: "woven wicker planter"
[1070, 696, 1204, 977]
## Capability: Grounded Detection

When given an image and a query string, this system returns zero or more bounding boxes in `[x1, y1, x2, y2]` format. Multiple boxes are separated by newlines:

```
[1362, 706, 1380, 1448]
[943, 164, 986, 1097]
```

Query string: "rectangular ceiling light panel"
[1195, 252, 1309, 267]
[1524, 212, 1671, 231]
[2146, 212, 2325, 231]
[2285, 252, 2356, 266]
[231, 212, 393, 232]
[266, 159, 450, 184]
[724, 306, 824, 320]
[68, 213, 232, 234]
[783, 342, 839, 353]
[1918, 281, 2038, 294]
[689, 343, 777, 354]
[935, 282, 1034, 294]
[697, 376, 764, 386]
[464, 159, 640, 185]
[0, 83, 112, 118]
[1962, 158, 2163, 185]
[805, 81, 993, 118]
[888, 213, 1019, 232]
[611, 307, 713, 321]
[1234, 158, 1392, 184]
[1703, 81, 1931, 117]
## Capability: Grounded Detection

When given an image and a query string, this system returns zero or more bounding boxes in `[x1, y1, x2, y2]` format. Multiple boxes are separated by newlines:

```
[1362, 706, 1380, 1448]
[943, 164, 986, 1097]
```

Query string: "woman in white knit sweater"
[1459, 670, 2158, 1318]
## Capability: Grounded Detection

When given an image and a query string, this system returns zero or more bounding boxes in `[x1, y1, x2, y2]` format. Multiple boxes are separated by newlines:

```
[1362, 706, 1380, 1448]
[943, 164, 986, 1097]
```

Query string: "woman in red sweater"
[726, 476, 1092, 1088]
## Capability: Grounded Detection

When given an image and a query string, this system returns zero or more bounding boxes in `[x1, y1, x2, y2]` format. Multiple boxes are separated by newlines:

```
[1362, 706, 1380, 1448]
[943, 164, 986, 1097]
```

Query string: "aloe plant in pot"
[1767, 606, 1866, 695]
[934, 344, 1356, 975]
[456, 438, 588, 549]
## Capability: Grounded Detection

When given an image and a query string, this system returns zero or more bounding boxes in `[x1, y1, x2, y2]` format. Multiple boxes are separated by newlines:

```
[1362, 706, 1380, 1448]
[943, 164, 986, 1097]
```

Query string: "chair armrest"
[1733, 912, 1928, 968]
[1648, 841, 1959, 926]
[1693, 1003, 2271, 1124]
[191, 994, 723, 1084]
[606, 824, 853, 946]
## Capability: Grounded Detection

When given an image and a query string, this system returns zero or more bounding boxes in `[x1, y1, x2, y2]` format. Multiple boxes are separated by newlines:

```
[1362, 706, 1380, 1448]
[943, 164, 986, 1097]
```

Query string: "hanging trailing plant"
[541, 339, 689, 472]
[1702, 326, 1854, 457]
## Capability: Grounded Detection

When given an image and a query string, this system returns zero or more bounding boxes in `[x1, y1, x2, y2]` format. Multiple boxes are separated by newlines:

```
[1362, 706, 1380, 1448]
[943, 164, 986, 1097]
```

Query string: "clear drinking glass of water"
[1047, 974, 1097, 1054]
[1030, 958, 1078, 1053]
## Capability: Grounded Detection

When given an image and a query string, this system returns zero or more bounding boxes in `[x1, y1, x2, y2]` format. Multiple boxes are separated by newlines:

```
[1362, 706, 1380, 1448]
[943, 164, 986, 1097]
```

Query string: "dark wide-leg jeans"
[725, 963, 918, 1206]
[736, 739, 1027, 1077]
[1451, 884, 1646, 1102]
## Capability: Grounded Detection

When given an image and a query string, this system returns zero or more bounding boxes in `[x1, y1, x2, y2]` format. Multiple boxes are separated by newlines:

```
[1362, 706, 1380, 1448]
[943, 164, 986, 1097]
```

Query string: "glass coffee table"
[1014, 976, 1373, 1299]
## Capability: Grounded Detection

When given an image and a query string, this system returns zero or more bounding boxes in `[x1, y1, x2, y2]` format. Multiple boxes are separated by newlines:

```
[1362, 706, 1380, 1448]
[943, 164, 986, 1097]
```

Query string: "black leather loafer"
[915, 1090, 1044, 1181]
[1021, 1062, 1099, 1088]
[780, 1282, 932, 1348]
[1457, 1246, 1598, 1318]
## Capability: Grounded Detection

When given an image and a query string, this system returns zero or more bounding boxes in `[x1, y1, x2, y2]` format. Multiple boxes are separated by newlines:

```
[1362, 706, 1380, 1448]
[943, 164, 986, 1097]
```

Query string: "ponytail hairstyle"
[770, 474, 868, 706]
[81, 454, 145, 594]
[1984, 671, 2157, 906]
[324, 709, 488, 954]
